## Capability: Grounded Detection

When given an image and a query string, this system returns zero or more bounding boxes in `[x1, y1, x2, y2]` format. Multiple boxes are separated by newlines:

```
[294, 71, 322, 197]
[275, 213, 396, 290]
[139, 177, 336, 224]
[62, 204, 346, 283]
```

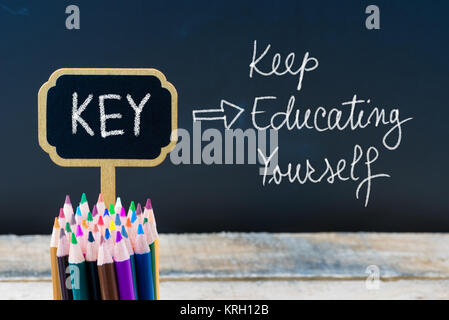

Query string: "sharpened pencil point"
[109, 219, 116, 231]
[126, 217, 132, 228]
[65, 195, 71, 205]
[60, 228, 66, 238]
[71, 232, 78, 244]
[105, 228, 111, 240]
[136, 203, 142, 216]
[116, 231, 122, 243]
[98, 216, 104, 226]
[88, 231, 95, 243]
[109, 204, 115, 215]
[100, 235, 105, 245]
[76, 224, 84, 237]
[70, 214, 76, 225]
[103, 209, 109, 217]
[54, 217, 60, 229]
[115, 213, 121, 226]
[143, 217, 148, 225]
[92, 205, 98, 217]
[93, 224, 99, 233]
[76, 206, 82, 216]
[59, 208, 65, 218]
[98, 193, 104, 203]
[120, 207, 127, 218]
[121, 225, 129, 238]
[131, 210, 137, 223]
[145, 198, 152, 210]
[65, 222, 72, 233]
[82, 219, 88, 229]
[87, 211, 93, 222]
[137, 224, 144, 235]
[81, 193, 87, 204]
[129, 201, 136, 212]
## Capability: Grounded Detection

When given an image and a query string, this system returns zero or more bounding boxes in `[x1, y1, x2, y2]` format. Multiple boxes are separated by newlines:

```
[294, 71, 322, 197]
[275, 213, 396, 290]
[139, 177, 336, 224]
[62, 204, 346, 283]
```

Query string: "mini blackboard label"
[38, 68, 178, 167]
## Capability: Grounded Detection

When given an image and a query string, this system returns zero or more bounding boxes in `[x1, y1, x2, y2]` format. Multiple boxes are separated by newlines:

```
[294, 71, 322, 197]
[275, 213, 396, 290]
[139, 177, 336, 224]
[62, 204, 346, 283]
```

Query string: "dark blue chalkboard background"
[0, 0, 448, 234]
[46, 74, 172, 159]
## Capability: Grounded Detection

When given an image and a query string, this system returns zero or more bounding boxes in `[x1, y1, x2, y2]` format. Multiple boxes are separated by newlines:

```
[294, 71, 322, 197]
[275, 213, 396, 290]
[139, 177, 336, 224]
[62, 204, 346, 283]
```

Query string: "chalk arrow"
[192, 99, 244, 129]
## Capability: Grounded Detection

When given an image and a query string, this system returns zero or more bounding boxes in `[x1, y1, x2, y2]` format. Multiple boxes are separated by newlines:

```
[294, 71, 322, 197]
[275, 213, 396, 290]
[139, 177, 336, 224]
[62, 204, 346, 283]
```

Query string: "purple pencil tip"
[76, 224, 83, 237]
[65, 195, 71, 205]
[92, 204, 98, 217]
[136, 203, 142, 216]
[115, 231, 122, 243]
[145, 198, 152, 209]
[120, 207, 126, 217]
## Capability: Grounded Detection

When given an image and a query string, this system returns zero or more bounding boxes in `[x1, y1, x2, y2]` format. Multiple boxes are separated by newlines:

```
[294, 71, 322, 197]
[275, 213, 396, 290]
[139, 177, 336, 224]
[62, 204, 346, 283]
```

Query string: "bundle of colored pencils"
[50, 193, 160, 300]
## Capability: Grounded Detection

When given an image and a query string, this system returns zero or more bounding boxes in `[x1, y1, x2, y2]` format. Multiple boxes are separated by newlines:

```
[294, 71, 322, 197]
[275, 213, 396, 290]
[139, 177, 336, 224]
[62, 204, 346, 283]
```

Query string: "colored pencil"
[58, 208, 66, 231]
[86, 231, 101, 300]
[79, 193, 90, 218]
[145, 198, 159, 300]
[96, 194, 106, 221]
[69, 232, 90, 300]
[97, 235, 119, 300]
[57, 229, 72, 300]
[63, 195, 74, 223]
[75, 224, 87, 254]
[50, 217, 62, 300]
[121, 225, 138, 299]
[113, 231, 135, 300]
[114, 197, 123, 215]
[119, 207, 127, 227]
[134, 224, 154, 300]
[75, 206, 83, 225]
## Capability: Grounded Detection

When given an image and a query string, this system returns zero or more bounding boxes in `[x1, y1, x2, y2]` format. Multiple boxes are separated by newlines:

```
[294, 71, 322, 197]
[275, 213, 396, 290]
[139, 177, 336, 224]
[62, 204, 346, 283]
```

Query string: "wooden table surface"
[1, 233, 449, 299]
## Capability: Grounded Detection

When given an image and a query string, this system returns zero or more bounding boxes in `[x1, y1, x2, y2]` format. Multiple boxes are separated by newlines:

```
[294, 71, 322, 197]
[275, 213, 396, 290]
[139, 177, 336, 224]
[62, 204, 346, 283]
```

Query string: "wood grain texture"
[1, 233, 449, 281]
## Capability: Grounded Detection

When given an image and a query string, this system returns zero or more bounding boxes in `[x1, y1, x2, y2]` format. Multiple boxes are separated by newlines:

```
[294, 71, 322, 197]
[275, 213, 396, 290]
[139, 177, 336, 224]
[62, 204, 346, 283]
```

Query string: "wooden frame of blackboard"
[38, 68, 178, 206]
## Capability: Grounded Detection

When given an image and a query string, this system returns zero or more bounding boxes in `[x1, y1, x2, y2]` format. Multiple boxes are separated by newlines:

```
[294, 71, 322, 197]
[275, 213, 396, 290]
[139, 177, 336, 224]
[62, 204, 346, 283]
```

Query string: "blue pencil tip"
[76, 206, 82, 216]
[121, 225, 128, 238]
[137, 224, 144, 235]
[131, 210, 137, 223]
[103, 208, 109, 217]
[105, 228, 111, 240]
[88, 231, 95, 242]
[115, 213, 121, 226]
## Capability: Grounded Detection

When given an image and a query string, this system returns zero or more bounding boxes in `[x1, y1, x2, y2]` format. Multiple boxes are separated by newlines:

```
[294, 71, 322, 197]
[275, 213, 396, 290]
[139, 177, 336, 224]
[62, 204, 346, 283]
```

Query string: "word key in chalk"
[72, 92, 151, 138]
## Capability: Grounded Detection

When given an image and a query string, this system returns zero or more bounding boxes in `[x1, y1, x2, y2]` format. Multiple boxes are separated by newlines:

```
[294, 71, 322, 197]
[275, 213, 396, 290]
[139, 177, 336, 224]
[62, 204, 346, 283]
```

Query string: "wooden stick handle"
[101, 165, 116, 207]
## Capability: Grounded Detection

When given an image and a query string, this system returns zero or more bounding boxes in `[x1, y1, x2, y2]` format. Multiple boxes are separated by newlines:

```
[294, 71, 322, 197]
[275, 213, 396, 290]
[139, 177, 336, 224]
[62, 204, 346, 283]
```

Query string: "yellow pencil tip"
[54, 217, 60, 229]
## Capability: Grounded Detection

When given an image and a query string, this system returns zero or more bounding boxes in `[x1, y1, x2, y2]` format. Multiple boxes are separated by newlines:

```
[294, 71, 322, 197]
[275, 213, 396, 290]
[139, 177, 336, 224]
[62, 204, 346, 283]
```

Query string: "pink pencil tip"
[65, 195, 71, 204]
[145, 198, 152, 209]
[97, 193, 104, 203]
[120, 207, 126, 217]
[59, 208, 65, 218]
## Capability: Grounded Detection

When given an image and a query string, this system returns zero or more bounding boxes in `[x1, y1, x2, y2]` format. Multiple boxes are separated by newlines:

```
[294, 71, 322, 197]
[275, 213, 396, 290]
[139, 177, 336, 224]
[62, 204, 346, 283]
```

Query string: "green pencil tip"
[71, 232, 77, 245]
[109, 203, 115, 215]
[143, 217, 148, 225]
[65, 222, 72, 233]
[80, 193, 87, 204]
[87, 211, 93, 222]
[129, 201, 136, 212]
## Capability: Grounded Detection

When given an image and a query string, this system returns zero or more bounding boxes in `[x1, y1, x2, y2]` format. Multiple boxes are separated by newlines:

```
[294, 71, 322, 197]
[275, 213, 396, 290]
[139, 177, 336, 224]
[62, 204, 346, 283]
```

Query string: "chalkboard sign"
[38, 69, 178, 205]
